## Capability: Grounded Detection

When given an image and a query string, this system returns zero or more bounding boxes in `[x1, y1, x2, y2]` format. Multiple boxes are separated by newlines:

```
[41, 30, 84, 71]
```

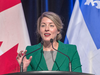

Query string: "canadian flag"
[0, 0, 30, 74]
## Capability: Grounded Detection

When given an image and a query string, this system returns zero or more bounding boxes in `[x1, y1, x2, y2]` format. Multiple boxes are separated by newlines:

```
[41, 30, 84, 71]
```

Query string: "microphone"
[50, 39, 71, 72]
[20, 41, 43, 72]
[50, 51, 60, 71]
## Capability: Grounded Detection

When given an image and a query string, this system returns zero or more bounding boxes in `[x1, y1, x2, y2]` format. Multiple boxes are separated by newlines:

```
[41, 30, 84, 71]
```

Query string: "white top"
[43, 51, 57, 70]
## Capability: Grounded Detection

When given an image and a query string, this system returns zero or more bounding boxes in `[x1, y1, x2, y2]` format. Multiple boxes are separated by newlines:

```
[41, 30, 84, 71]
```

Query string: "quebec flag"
[64, 0, 100, 75]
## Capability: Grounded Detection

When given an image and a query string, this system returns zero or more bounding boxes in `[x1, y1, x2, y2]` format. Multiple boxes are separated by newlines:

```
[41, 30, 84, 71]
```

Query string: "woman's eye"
[50, 25, 54, 27]
[41, 25, 45, 27]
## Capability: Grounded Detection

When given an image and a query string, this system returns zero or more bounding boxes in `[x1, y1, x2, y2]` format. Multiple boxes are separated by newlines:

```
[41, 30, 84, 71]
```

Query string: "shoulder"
[58, 40, 77, 50]
[58, 40, 78, 55]
[26, 43, 41, 52]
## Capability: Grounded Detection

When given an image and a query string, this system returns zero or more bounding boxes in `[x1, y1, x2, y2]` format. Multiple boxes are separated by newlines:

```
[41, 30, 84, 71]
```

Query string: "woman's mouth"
[44, 33, 51, 37]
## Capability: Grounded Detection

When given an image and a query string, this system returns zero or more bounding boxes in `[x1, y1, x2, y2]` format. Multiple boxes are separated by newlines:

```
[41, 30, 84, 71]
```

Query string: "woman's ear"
[57, 30, 60, 34]
[38, 29, 40, 34]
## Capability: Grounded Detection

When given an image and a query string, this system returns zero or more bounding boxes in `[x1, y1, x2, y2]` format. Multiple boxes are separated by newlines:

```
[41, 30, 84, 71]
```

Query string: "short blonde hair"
[37, 12, 63, 41]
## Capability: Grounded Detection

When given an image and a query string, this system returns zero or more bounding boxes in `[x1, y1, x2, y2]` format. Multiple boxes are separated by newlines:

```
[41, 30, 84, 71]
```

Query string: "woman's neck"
[43, 41, 58, 51]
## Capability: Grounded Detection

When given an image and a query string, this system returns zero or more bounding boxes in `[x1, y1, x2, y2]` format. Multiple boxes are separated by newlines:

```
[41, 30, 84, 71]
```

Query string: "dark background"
[21, 0, 75, 45]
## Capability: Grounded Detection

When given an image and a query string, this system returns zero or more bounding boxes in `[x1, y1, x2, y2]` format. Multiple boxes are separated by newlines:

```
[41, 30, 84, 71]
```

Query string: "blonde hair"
[37, 12, 63, 41]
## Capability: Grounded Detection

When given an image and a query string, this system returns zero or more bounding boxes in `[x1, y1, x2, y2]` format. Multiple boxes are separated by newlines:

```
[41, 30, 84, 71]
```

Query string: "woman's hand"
[16, 50, 32, 72]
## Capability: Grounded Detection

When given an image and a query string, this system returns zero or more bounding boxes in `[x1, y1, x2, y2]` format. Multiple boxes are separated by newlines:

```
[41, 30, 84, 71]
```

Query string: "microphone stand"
[50, 39, 71, 72]
[20, 41, 43, 72]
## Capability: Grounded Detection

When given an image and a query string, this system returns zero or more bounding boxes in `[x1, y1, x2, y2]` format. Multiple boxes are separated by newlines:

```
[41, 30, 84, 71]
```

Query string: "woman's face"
[39, 17, 59, 42]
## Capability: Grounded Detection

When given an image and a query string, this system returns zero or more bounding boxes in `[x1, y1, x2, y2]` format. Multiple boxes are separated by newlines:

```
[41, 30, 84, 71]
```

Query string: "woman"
[16, 12, 82, 72]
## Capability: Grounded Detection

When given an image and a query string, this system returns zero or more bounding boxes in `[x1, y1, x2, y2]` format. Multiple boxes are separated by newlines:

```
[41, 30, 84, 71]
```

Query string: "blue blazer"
[26, 41, 82, 72]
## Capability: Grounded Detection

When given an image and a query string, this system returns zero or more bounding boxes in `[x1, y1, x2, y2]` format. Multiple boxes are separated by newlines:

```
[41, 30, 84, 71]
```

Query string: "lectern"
[4, 71, 94, 75]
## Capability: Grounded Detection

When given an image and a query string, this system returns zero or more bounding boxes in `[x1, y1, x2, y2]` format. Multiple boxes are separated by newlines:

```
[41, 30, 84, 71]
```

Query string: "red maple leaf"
[0, 43, 20, 75]
[0, 42, 3, 47]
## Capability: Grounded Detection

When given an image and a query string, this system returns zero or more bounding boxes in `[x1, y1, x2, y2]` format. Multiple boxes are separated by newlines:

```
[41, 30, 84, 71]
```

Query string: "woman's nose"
[45, 26, 49, 31]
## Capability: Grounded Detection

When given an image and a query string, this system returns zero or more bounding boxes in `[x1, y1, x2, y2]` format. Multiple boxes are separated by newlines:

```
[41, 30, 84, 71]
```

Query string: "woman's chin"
[43, 39, 51, 42]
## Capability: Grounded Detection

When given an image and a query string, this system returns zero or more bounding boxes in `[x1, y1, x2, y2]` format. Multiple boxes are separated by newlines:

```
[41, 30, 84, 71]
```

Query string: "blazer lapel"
[35, 48, 48, 71]
[52, 41, 68, 71]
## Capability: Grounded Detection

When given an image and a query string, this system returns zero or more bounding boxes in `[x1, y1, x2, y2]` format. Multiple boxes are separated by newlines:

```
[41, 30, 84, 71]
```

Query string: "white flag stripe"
[0, 3, 30, 54]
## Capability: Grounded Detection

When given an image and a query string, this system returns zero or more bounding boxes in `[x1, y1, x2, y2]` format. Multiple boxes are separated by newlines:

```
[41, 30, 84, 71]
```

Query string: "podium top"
[5, 71, 94, 75]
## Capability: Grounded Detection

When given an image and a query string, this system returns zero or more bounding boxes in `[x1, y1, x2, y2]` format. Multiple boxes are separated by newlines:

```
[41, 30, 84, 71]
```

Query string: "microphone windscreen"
[50, 39, 53, 43]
